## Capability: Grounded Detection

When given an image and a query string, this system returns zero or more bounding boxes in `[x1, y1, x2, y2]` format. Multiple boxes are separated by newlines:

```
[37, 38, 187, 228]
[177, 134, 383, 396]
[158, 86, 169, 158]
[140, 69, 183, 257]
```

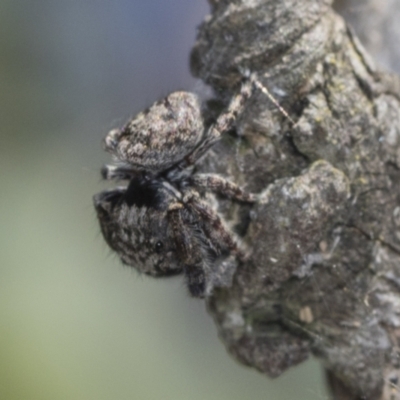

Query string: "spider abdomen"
[103, 92, 204, 173]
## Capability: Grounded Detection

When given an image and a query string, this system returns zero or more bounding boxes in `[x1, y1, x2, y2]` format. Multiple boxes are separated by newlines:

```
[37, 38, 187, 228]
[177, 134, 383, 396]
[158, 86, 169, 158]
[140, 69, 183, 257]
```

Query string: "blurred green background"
[0, 1, 327, 399]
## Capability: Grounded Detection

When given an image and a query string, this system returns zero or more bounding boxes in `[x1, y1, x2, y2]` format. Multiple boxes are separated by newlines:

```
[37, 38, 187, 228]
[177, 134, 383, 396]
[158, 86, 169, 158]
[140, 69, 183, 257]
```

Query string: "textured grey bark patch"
[191, 1, 400, 398]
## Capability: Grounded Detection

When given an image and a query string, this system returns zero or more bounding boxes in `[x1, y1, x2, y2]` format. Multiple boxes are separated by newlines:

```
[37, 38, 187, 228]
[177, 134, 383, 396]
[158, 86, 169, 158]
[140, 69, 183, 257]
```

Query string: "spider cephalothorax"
[94, 76, 258, 297]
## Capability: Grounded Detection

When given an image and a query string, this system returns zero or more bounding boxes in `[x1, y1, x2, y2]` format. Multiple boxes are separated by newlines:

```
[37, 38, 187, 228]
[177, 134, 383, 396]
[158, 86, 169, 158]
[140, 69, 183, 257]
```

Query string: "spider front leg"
[168, 205, 207, 297]
[101, 163, 137, 181]
[185, 75, 256, 166]
[185, 194, 247, 295]
[184, 191, 246, 259]
[191, 173, 258, 203]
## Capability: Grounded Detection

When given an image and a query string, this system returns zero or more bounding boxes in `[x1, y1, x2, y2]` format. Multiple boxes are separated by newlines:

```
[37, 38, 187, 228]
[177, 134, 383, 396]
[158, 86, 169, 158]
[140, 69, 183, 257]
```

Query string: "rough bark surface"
[334, 0, 400, 74]
[190, 1, 400, 398]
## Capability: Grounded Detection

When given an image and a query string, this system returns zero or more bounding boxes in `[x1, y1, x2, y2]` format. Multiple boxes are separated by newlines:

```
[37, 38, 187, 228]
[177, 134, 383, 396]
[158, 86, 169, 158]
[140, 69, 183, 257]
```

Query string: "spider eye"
[155, 241, 163, 253]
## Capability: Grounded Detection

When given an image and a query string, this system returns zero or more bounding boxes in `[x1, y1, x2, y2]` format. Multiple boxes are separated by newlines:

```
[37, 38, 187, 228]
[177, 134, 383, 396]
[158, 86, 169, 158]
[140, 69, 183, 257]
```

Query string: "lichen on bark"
[190, 0, 400, 398]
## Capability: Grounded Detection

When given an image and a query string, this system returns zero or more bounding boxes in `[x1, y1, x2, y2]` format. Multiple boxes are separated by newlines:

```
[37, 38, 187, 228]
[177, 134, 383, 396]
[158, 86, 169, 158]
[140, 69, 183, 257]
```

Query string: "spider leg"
[251, 77, 296, 126]
[185, 194, 246, 261]
[168, 195, 247, 297]
[184, 195, 248, 295]
[184, 76, 255, 166]
[101, 163, 137, 181]
[191, 173, 258, 203]
[168, 205, 206, 297]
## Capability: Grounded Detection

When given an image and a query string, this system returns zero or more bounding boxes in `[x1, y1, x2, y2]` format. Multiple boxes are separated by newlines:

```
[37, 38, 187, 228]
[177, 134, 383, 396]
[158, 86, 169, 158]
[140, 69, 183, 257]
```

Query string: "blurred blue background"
[0, 1, 327, 399]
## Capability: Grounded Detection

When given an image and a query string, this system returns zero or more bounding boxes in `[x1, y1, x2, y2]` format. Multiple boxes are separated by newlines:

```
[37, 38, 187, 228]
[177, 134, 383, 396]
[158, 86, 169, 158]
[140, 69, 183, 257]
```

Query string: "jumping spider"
[93, 75, 259, 297]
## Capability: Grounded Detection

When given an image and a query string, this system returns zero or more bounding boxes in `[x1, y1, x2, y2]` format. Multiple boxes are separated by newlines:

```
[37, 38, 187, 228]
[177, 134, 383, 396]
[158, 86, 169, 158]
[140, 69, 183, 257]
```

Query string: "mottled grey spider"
[93, 75, 258, 297]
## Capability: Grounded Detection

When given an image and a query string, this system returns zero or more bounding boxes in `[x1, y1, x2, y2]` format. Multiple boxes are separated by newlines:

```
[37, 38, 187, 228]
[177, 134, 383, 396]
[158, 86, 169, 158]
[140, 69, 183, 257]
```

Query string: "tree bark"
[334, 0, 400, 74]
[190, 1, 400, 399]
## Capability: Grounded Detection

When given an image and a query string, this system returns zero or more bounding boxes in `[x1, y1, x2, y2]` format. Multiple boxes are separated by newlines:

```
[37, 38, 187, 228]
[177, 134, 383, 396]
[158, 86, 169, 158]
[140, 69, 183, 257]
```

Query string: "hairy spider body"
[94, 178, 182, 277]
[94, 77, 257, 297]
[104, 92, 204, 173]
